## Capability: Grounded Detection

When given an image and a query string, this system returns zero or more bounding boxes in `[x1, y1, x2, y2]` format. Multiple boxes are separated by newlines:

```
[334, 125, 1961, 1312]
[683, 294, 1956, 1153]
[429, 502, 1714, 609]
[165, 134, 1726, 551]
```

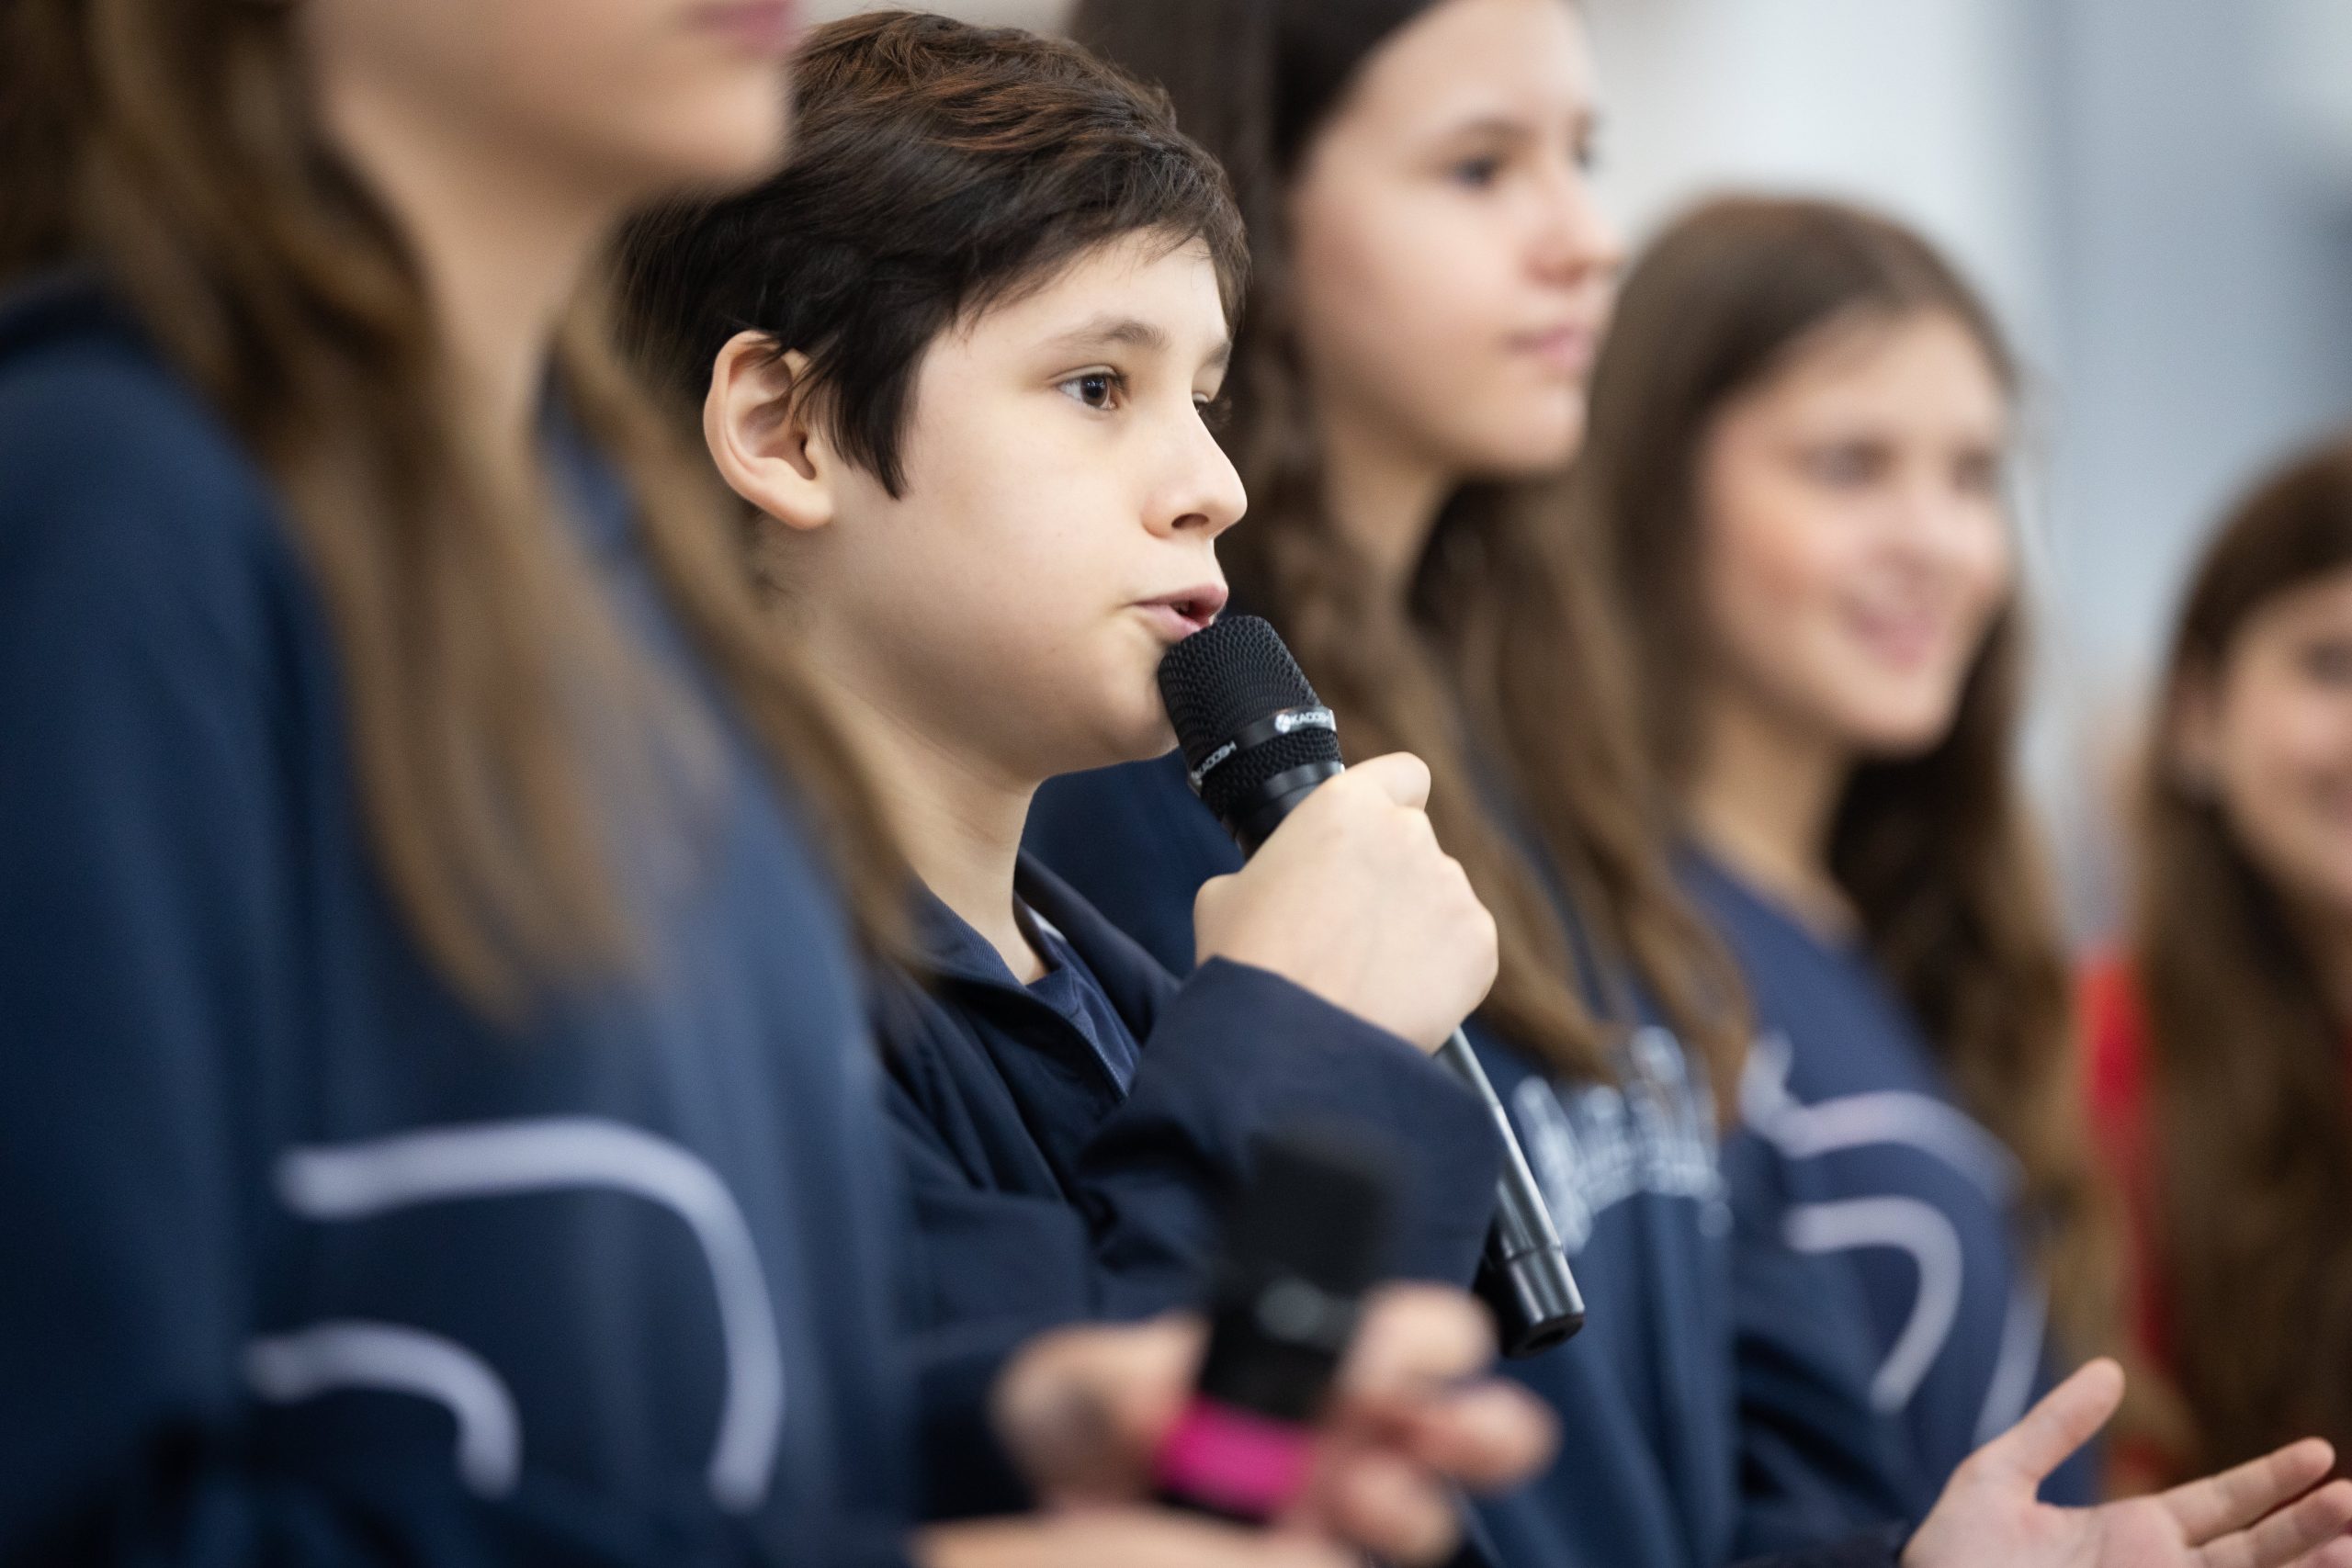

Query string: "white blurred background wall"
[808, 0, 2352, 934]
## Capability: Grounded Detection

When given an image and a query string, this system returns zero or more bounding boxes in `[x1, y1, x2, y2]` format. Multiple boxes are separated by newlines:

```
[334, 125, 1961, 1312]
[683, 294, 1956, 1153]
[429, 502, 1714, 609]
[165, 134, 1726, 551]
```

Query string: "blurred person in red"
[2084, 433, 2352, 1491]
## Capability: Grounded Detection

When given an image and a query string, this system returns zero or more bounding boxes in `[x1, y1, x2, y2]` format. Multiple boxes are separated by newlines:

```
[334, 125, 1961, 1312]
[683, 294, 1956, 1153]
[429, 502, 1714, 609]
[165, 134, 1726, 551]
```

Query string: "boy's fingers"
[1973, 1359, 2124, 1487]
[2167, 1439, 2335, 1546]
[1316, 1446, 1461, 1566]
[996, 1315, 1204, 1501]
[1347, 752, 1431, 812]
[1396, 1382, 1558, 1491]
[1339, 1284, 1496, 1402]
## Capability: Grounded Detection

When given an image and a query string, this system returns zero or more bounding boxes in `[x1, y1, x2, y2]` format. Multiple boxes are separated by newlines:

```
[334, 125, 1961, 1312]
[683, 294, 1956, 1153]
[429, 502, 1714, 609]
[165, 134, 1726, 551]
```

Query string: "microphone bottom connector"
[1477, 1248, 1586, 1359]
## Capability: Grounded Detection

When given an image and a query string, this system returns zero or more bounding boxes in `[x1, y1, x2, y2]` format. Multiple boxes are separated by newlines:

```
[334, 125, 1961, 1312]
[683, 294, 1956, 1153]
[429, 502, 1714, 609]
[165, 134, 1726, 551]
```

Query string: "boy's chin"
[1057, 710, 1178, 779]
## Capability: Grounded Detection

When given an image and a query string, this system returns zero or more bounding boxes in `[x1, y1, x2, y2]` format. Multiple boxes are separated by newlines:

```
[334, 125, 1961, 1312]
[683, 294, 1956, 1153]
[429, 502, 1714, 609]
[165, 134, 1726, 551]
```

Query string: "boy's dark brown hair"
[619, 9, 1248, 497]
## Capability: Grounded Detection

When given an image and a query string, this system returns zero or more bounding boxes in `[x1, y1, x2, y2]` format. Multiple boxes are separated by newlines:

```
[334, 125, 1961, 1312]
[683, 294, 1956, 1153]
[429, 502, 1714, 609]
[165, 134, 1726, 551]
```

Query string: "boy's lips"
[1132, 584, 1228, 640]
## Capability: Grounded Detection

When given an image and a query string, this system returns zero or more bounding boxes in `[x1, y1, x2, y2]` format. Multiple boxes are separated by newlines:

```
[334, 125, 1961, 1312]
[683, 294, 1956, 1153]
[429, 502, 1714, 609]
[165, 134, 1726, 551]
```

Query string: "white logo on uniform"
[1511, 1027, 1724, 1254]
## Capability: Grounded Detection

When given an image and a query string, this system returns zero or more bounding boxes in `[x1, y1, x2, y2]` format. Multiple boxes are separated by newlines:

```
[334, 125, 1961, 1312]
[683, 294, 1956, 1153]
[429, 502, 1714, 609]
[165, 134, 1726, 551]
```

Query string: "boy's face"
[808, 231, 1244, 784]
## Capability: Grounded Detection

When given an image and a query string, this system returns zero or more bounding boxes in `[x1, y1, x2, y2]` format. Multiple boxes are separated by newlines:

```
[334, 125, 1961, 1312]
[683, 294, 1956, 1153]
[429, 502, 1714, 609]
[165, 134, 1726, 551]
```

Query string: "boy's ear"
[704, 334, 837, 533]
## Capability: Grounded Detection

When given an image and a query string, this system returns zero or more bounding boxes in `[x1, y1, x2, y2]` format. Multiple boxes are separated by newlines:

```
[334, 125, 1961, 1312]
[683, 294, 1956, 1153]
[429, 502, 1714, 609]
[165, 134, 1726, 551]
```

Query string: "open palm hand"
[1905, 1361, 2352, 1568]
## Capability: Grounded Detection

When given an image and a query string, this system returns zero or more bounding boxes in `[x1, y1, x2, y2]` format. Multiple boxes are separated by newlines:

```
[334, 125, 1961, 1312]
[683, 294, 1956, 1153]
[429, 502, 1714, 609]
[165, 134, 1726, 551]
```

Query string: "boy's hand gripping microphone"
[1157, 615, 1585, 1358]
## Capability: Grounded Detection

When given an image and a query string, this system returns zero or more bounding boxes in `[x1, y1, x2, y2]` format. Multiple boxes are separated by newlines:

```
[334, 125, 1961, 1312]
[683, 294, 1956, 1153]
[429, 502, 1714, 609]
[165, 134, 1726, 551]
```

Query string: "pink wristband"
[1153, 1395, 1317, 1519]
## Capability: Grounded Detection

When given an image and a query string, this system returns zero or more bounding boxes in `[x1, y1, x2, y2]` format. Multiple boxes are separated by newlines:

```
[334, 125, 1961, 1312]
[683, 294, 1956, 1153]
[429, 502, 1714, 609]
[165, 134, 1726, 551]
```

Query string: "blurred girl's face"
[1693, 310, 2015, 761]
[2183, 568, 2352, 921]
[1285, 0, 1621, 483]
[303, 0, 797, 207]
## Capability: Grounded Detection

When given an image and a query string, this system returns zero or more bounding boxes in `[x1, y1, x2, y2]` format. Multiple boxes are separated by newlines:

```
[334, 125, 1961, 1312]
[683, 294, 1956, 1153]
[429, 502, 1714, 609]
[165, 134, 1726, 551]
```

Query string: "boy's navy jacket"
[873, 854, 1508, 1512]
[1029, 754, 1923, 1568]
[0, 277, 933, 1565]
[1685, 852, 2096, 1507]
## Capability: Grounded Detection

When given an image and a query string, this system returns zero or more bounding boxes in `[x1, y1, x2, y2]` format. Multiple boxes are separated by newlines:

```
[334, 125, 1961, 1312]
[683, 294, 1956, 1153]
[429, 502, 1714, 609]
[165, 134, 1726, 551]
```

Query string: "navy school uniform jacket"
[1028, 754, 1922, 1568]
[0, 276, 933, 1564]
[1684, 852, 2096, 1506]
[872, 854, 1509, 1512]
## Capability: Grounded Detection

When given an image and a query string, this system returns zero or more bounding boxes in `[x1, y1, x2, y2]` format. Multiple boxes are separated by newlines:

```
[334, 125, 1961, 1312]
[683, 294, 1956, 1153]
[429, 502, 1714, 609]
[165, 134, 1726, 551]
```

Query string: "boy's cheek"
[1039, 626, 1185, 772]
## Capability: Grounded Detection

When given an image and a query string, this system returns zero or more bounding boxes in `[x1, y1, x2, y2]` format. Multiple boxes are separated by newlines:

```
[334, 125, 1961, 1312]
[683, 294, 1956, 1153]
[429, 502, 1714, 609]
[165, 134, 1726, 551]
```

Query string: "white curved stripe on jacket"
[1742, 1033, 2019, 1201]
[246, 1321, 523, 1495]
[1784, 1195, 1965, 1413]
[276, 1117, 783, 1510]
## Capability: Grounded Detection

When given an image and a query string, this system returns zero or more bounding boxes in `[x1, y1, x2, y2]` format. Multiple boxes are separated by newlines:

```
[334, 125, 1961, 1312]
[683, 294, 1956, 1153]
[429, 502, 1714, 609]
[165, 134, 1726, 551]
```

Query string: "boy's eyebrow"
[1045, 314, 1233, 374]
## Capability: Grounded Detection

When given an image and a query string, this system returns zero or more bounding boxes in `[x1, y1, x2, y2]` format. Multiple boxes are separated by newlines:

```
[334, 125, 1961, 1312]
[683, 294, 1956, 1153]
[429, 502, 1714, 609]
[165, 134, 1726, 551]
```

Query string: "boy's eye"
[1058, 370, 1125, 411]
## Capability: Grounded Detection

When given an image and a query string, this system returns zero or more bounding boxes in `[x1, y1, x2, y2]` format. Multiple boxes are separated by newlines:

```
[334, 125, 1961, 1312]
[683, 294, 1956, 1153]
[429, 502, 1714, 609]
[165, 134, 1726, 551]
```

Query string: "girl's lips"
[1845, 607, 1953, 671]
[1509, 324, 1600, 376]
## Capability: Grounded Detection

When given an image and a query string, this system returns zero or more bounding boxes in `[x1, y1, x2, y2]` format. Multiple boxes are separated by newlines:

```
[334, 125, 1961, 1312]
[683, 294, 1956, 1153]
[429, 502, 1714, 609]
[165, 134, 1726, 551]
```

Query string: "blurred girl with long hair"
[1576, 194, 2115, 1501]
[2086, 434, 2352, 1484]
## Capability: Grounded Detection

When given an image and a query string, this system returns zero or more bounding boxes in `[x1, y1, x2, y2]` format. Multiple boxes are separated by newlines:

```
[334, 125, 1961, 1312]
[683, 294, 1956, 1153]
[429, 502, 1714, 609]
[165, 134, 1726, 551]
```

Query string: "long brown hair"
[1071, 0, 1747, 1103]
[2, 0, 898, 1013]
[2131, 434, 2352, 1470]
[1577, 194, 2113, 1351]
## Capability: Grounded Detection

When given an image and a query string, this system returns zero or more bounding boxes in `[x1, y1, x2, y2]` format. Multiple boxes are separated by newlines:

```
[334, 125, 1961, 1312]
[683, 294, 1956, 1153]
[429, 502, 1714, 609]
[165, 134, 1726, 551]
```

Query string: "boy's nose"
[1152, 420, 1248, 539]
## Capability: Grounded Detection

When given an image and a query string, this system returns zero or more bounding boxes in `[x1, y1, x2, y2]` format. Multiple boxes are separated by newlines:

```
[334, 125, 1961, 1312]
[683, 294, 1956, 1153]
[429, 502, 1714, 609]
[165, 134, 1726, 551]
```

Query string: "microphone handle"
[1233, 773, 1584, 1357]
[1434, 1028, 1584, 1357]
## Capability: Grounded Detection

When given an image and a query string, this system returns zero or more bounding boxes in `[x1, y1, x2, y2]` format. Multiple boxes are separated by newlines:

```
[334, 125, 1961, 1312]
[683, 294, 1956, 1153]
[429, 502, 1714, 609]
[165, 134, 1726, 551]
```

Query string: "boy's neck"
[810, 663, 1046, 984]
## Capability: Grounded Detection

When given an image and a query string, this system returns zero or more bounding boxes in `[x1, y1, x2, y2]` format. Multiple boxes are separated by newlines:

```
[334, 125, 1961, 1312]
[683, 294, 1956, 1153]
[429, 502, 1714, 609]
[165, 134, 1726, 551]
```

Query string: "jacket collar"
[906, 852, 1170, 1037]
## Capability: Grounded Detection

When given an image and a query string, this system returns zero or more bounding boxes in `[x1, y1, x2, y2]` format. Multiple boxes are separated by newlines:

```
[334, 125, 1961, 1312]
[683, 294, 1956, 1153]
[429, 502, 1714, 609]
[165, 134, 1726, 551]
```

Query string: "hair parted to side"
[1576, 192, 2116, 1359]
[1071, 0, 1748, 1110]
[2131, 434, 2352, 1472]
[619, 8, 1248, 498]
[1, 0, 901, 1015]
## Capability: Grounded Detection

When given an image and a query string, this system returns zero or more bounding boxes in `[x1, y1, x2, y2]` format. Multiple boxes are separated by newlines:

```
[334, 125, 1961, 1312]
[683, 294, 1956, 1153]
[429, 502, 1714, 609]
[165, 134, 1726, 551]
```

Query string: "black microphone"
[1153, 1125, 1396, 1522]
[1158, 615, 1585, 1359]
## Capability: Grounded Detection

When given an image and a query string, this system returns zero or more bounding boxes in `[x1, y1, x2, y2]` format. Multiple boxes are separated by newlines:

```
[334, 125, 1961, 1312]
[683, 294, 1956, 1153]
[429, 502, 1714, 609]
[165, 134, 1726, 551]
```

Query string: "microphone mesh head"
[1156, 616, 1342, 822]
[1161, 615, 1326, 771]
[1158, 616, 1317, 769]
